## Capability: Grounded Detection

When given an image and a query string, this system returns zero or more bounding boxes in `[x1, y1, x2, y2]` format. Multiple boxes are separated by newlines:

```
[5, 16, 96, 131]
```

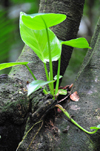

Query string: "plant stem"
[55, 104, 98, 134]
[43, 88, 48, 94]
[25, 64, 37, 80]
[41, 16, 54, 96]
[44, 63, 49, 81]
[55, 56, 61, 95]
[46, 27, 54, 96]
[44, 63, 51, 91]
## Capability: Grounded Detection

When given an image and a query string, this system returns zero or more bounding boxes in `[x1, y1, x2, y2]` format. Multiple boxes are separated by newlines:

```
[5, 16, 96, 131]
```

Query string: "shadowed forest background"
[0, 0, 100, 84]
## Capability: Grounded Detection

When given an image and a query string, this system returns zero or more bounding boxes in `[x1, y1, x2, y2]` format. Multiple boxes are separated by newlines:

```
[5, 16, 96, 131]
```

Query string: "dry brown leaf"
[70, 91, 79, 101]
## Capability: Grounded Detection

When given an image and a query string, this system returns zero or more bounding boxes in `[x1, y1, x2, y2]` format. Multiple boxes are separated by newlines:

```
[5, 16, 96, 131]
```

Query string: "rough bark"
[62, 16, 100, 151]
[0, 0, 85, 151]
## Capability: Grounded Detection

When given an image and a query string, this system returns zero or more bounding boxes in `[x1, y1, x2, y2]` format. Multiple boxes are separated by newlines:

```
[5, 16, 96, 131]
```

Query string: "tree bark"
[0, 0, 85, 151]
[66, 16, 100, 151]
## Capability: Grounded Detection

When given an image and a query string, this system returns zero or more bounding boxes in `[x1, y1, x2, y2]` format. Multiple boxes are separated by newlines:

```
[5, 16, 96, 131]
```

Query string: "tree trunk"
[66, 16, 100, 151]
[0, 0, 85, 151]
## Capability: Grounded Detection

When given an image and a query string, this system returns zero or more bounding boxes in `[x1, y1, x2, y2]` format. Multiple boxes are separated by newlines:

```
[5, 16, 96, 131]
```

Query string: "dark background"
[0, 0, 100, 85]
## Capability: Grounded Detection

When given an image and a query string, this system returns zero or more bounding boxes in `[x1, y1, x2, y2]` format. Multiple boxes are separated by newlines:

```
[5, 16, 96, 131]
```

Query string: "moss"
[2, 98, 28, 113]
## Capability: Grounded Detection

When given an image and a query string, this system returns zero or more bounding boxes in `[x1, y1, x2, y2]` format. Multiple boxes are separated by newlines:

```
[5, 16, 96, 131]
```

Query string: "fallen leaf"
[70, 91, 79, 101]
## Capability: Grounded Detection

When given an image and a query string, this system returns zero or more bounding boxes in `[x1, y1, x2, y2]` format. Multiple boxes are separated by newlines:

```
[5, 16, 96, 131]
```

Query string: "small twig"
[57, 93, 70, 103]
[16, 120, 43, 151]
[27, 120, 43, 150]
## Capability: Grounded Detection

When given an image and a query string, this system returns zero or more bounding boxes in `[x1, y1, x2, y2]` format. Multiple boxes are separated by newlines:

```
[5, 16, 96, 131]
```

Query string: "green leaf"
[0, 62, 29, 70]
[20, 17, 61, 63]
[54, 75, 62, 80]
[27, 80, 54, 96]
[61, 38, 91, 49]
[21, 12, 66, 30]
[58, 89, 67, 95]
[90, 124, 100, 130]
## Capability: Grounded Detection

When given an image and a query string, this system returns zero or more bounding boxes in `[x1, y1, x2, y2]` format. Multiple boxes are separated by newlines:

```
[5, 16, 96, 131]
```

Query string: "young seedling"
[55, 104, 100, 134]
[0, 12, 99, 134]
[20, 12, 91, 98]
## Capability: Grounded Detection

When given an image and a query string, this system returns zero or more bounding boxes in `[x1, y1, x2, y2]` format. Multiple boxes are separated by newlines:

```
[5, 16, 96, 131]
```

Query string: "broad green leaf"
[21, 12, 66, 30]
[61, 38, 91, 49]
[27, 80, 54, 96]
[0, 62, 29, 70]
[54, 75, 62, 80]
[58, 89, 67, 95]
[20, 17, 61, 63]
[90, 124, 100, 130]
